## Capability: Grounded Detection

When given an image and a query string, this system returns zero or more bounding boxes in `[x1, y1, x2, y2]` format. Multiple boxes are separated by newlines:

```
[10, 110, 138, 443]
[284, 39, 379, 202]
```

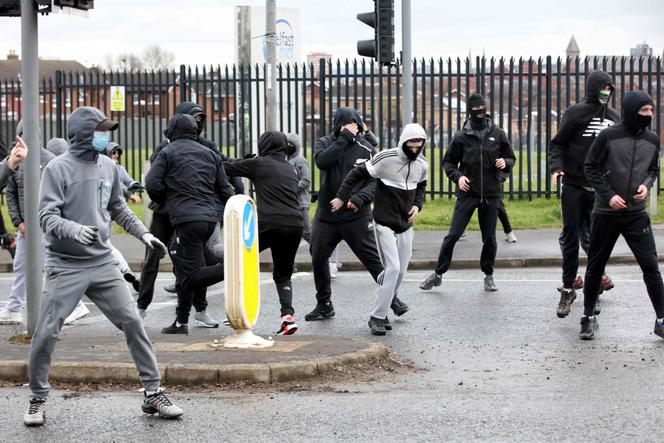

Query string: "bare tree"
[105, 53, 144, 71]
[142, 45, 175, 71]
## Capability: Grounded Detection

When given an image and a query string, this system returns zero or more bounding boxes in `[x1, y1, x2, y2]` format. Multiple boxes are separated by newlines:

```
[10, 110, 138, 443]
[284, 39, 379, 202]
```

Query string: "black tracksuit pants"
[169, 221, 224, 324]
[259, 226, 303, 316]
[583, 212, 664, 318]
[434, 196, 498, 276]
[137, 212, 173, 310]
[310, 215, 383, 304]
[559, 184, 595, 288]
[497, 198, 512, 234]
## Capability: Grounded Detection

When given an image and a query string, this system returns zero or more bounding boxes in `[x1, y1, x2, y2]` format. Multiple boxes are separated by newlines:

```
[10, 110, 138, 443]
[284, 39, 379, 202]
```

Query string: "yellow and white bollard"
[214, 195, 273, 348]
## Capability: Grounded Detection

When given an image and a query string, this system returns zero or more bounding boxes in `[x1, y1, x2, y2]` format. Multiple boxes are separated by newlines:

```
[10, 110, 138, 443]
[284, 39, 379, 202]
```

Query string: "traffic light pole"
[21, 0, 43, 335]
[265, 0, 277, 131]
[401, 0, 412, 125]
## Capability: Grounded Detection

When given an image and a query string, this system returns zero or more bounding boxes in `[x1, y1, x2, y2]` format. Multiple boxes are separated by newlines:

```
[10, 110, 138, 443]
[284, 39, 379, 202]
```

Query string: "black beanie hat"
[467, 93, 486, 110]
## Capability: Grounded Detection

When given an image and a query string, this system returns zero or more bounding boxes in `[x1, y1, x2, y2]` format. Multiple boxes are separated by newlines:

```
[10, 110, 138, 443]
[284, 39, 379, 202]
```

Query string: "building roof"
[0, 59, 88, 81]
[566, 36, 580, 54]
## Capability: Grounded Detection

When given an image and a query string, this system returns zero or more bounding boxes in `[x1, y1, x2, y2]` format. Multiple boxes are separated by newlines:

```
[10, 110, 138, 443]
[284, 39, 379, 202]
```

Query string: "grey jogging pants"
[372, 224, 414, 319]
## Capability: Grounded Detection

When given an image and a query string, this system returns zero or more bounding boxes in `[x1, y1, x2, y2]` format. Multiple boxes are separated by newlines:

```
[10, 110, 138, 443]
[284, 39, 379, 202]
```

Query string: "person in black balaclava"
[549, 70, 621, 319]
[137, 101, 240, 321]
[223, 131, 304, 335]
[145, 114, 233, 335]
[579, 91, 664, 341]
[420, 93, 515, 292]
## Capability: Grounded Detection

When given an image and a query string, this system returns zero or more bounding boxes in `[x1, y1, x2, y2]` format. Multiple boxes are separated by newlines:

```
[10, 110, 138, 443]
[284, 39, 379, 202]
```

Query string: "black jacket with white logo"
[444, 117, 515, 198]
[549, 70, 620, 187]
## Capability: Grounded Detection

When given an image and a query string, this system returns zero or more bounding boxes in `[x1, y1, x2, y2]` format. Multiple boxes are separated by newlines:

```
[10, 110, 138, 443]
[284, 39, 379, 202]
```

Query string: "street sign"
[110, 86, 125, 112]
[215, 195, 273, 348]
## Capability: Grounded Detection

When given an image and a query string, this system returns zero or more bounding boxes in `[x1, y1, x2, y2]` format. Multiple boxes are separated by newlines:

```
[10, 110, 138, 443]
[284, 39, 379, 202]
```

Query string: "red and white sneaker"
[573, 275, 584, 290]
[276, 315, 298, 336]
[600, 275, 615, 292]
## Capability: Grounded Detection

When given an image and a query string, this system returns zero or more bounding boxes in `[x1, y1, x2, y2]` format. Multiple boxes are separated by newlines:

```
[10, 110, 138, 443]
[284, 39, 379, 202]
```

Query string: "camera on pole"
[356, 0, 394, 66]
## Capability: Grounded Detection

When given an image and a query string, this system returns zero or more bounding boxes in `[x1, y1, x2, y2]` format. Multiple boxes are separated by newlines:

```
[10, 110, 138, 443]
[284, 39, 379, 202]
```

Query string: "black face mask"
[402, 142, 423, 161]
[287, 143, 297, 156]
[635, 114, 652, 131]
[469, 107, 486, 124]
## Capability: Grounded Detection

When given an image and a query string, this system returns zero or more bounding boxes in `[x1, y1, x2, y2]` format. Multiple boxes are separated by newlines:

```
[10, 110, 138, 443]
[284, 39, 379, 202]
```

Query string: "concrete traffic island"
[0, 334, 389, 386]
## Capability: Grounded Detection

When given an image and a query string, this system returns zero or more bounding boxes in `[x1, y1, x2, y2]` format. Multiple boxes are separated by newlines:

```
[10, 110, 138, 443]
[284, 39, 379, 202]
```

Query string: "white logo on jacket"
[582, 117, 615, 137]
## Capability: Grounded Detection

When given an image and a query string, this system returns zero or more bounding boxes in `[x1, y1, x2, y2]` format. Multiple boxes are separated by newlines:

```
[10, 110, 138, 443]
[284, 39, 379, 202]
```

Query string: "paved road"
[1, 265, 663, 441]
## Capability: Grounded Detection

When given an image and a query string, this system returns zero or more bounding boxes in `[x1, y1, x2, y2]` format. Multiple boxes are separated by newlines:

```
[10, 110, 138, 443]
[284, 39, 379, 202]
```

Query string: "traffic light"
[356, 0, 394, 66]
[0, 0, 92, 16]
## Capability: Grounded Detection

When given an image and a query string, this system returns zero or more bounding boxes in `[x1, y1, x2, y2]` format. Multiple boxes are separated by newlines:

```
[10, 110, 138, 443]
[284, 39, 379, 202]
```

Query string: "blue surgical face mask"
[91, 131, 109, 152]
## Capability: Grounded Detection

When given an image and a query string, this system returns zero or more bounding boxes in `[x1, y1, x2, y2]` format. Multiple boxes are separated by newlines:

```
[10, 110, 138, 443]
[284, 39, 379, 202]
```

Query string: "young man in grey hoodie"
[287, 133, 311, 243]
[24, 106, 182, 427]
[332, 123, 428, 335]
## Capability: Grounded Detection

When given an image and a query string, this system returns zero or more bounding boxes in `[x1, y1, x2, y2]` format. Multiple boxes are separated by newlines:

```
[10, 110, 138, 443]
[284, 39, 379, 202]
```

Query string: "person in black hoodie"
[145, 114, 234, 335]
[305, 107, 391, 322]
[223, 131, 304, 335]
[137, 101, 241, 320]
[579, 91, 664, 340]
[420, 93, 515, 292]
[549, 70, 620, 318]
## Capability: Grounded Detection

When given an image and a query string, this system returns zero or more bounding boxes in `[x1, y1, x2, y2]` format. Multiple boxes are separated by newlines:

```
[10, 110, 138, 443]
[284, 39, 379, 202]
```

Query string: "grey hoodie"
[39, 106, 148, 268]
[45, 138, 69, 156]
[287, 132, 311, 209]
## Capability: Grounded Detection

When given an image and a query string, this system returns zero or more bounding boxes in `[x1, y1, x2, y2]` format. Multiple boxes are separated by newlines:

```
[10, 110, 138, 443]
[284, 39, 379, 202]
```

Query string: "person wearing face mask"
[579, 91, 663, 340]
[145, 114, 233, 335]
[138, 101, 240, 319]
[223, 131, 304, 335]
[420, 93, 515, 292]
[24, 107, 182, 427]
[332, 123, 428, 335]
[286, 132, 311, 244]
[549, 70, 621, 319]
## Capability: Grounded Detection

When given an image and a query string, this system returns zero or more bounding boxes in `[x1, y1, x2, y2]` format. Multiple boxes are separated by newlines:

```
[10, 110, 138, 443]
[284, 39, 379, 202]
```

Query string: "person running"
[579, 91, 664, 340]
[498, 172, 517, 243]
[25, 106, 182, 427]
[420, 93, 515, 292]
[332, 123, 428, 335]
[223, 131, 304, 335]
[145, 114, 233, 334]
[305, 107, 407, 322]
[549, 70, 620, 318]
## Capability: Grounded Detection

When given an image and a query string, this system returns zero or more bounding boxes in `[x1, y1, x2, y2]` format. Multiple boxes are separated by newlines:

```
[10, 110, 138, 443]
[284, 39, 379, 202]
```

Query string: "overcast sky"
[0, 0, 662, 68]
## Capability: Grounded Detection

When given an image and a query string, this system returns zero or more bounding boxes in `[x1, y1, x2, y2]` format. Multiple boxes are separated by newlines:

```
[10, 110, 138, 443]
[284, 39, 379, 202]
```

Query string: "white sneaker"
[142, 388, 183, 418]
[64, 302, 90, 325]
[24, 397, 46, 427]
[194, 311, 219, 328]
[0, 307, 23, 325]
[505, 232, 518, 243]
[329, 262, 338, 279]
[138, 308, 146, 319]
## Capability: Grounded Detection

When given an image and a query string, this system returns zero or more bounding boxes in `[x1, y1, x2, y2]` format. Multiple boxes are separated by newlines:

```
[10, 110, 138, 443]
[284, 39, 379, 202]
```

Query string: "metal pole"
[401, 0, 412, 125]
[21, 0, 42, 336]
[265, 0, 277, 131]
[650, 178, 658, 216]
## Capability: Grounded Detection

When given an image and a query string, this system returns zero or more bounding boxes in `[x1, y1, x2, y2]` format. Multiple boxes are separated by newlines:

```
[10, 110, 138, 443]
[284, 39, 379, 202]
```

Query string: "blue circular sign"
[242, 201, 256, 250]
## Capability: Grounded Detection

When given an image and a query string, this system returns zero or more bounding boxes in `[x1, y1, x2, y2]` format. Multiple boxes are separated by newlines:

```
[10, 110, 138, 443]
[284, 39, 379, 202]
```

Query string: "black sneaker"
[161, 321, 188, 335]
[368, 316, 387, 336]
[579, 316, 598, 340]
[384, 316, 392, 331]
[420, 272, 442, 290]
[23, 397, 46, 427]
[556, 287, 576, 318]
[304, 302, 335, 321]
[390, 296, 409, 317]
[484, 275, 497, 292]
[142, 388, 183, 418]
[123, 272, 140, 292]
[654, 320, 664, 340]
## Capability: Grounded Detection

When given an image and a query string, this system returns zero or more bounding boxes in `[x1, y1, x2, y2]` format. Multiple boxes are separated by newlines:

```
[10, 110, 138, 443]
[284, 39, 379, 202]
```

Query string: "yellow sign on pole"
[110, 86, 125, 112]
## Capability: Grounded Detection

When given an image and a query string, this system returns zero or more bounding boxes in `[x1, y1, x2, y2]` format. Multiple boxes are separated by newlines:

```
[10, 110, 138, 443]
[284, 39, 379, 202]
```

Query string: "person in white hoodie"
[23, 107, 182, 427]
[332, 123, 428, 335]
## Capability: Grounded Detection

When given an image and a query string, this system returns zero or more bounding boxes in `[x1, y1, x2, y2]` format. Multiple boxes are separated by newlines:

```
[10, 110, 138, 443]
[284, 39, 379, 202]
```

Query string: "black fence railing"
[0, 56, 662, 199]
